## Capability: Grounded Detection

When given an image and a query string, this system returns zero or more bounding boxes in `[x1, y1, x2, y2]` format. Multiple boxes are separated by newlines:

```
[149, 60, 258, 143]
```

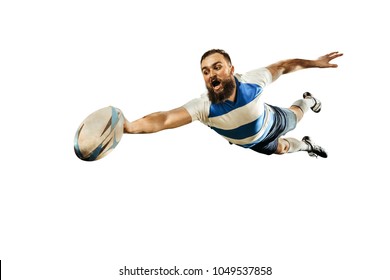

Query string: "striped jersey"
[183, 67, 275, 148]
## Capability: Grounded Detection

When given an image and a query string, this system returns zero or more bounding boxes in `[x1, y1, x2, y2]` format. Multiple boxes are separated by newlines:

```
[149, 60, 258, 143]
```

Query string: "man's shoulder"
[235, 67, 272, 88]
[183, 93, 210, 111]
[182, 93, 211, 123]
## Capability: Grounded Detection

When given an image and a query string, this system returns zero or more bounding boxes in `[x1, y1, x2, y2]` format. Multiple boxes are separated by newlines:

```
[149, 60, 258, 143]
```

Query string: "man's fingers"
[328, 52, 343, 59]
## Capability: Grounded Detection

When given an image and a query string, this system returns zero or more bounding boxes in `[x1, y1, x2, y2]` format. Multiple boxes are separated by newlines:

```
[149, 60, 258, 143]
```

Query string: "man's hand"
[315, 52, 343, 68]
[266, 51, 343, 82]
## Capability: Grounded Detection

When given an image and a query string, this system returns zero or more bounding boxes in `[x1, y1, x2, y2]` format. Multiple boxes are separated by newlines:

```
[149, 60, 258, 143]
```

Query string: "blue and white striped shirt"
[183, 67, 274, 148]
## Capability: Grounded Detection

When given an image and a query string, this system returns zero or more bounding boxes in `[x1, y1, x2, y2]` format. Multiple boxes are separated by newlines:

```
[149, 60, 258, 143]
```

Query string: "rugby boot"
[302, 136, 328, 158]
[303, 92, 322, 113]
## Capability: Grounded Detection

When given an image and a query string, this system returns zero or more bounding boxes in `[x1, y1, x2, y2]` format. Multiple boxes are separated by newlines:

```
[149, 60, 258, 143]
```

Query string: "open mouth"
[212, 80, 220, 87]
[211, 78, 221, 89]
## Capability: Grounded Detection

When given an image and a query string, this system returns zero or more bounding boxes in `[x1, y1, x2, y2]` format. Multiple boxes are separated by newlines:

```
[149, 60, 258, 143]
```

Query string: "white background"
[1, 0, 389, 279]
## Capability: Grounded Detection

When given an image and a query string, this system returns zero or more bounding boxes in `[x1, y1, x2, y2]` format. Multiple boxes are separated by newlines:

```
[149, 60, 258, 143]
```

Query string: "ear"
[230, 65, 235, 74]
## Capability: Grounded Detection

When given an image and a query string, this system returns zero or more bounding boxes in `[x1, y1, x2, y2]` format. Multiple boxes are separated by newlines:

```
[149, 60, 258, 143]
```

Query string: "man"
[123, 50, 343, 158]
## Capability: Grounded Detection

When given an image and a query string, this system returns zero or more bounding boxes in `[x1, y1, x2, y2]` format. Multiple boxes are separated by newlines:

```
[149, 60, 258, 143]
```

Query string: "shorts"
[250, 105, 297, 155]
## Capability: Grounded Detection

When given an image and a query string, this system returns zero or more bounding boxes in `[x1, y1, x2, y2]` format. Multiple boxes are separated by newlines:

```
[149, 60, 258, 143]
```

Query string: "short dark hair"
[200, 49, 232, 65]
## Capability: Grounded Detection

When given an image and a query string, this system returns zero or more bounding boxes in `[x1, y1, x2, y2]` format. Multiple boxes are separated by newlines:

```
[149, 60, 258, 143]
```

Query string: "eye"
[202, 70, 209, 75]
[214, 64, 222, 70]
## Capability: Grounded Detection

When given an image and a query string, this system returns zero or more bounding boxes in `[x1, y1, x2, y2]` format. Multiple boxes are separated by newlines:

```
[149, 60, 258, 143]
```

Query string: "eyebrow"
[201, 61, 223, 71]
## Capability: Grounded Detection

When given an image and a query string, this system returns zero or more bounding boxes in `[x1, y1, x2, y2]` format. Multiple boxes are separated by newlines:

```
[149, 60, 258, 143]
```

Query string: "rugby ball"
[74, 106, 125, 161]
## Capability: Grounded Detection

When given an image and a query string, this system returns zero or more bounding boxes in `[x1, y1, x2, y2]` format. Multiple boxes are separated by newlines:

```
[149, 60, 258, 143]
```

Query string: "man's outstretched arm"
[123, 107, 192, 134]
[266, 51, 343, 82]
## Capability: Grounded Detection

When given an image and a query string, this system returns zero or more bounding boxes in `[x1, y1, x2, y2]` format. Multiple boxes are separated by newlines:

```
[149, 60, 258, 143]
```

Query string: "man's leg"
[277, 92, 327, 158]
[275, 137, 328, 158]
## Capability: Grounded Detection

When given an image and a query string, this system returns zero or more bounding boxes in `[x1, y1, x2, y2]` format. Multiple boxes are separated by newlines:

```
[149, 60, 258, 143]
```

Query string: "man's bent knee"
[275, 138, 290, 154]
[289, 106, 303, 122]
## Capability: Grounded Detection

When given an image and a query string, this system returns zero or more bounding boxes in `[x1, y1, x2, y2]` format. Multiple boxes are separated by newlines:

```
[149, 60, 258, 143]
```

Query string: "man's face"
[201, 53, 235, 103]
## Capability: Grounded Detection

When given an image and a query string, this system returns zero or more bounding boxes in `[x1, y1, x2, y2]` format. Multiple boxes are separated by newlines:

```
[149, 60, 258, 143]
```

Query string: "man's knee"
[275, 138, 290, 154]
[289, 106, 303, 122]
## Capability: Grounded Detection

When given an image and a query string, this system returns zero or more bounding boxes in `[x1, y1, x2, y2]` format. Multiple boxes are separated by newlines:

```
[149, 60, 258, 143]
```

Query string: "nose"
[209, 70, 217, 80]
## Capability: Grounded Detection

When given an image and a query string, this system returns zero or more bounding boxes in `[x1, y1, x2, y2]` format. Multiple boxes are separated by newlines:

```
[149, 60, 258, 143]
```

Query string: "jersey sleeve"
[238, 67, 272, 88]
[182, 95, 210, 124]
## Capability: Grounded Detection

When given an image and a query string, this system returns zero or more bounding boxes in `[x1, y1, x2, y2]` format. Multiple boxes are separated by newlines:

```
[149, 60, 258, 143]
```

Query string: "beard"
[207, 76, 236, 104]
